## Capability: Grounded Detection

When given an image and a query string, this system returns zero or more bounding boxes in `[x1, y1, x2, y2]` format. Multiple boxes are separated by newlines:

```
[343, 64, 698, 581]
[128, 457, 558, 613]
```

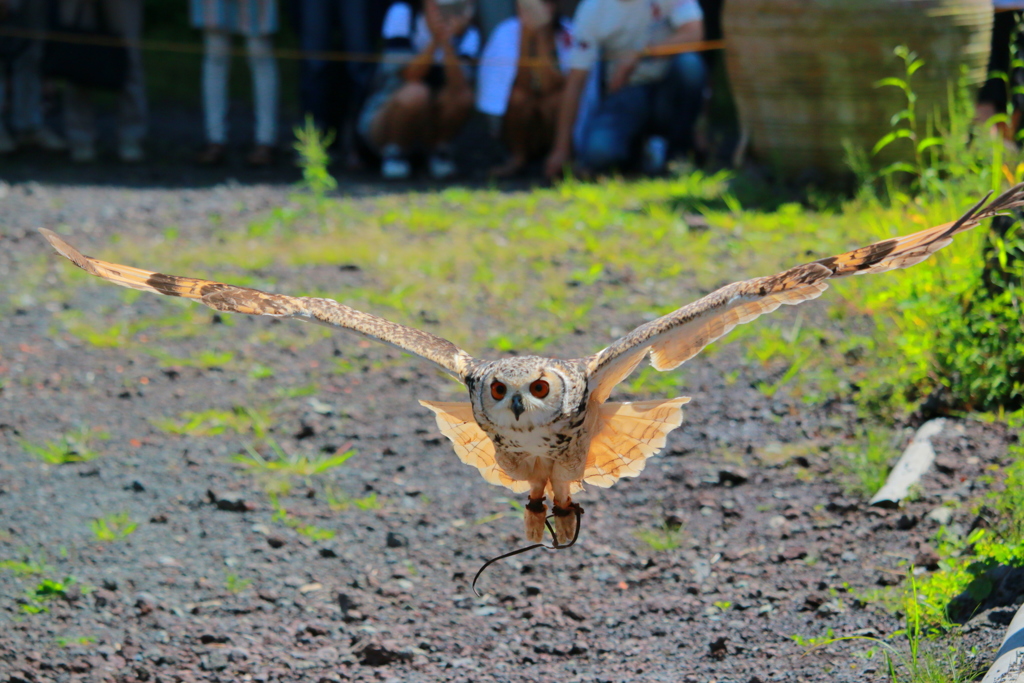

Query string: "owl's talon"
[524, 497, 547, 543]
[552, 501, 579, 546]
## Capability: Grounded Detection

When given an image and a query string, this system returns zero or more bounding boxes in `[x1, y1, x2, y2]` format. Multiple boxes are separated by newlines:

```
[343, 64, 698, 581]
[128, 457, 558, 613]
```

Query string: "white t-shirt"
[382, 2, 481, 63]
[476, 16, 573, 116]
[568, 0, 703, 87]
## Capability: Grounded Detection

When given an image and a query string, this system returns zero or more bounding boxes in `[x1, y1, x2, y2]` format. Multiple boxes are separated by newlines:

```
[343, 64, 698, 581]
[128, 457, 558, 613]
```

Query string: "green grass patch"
[89, 512, 138, 542]
[18, 426, 108, 464]
[0, 556, 53, 577]
[634, 520, 685, 552]
[151, 406, 269, 439]
[224, 572, 252, 594]
[832, 428, 898, 499]
[20, 578, 77, 614]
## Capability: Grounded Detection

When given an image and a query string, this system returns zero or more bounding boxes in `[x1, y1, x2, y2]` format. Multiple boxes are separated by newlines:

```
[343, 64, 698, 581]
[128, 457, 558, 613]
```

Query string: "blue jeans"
[297, 0, 376, 131]
[577, 52, 707, 172]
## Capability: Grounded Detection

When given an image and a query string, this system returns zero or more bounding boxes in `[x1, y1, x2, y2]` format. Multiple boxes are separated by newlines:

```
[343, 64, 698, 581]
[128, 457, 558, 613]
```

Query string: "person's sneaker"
[641, 135, 668, 176]
[196, 143, 226, 166]
[119, 139, 144, 163]
[381, 144, 411, 180]
[70, 141, 97, 163]
[19, 127, 67, 151]
[246, 144, 274, 167]
[428, 147, 457, 180]
[0, 123, 16, 155]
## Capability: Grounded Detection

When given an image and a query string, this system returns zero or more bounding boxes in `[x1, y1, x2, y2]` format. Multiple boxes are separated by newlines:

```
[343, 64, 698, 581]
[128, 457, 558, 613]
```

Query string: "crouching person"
[477, 0, 570, 177]
[545, 0, 707, 179]
[357, 0, 479, 180]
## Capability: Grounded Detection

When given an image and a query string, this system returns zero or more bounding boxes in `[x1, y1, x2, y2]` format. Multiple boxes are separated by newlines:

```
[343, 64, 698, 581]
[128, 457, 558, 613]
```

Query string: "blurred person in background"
[976, 1, 1024, 143]
[476, 0, 515, 41]
[293, 0, 377, 169]
[477, 0, 572, 177]
[357, 0, 479, 180]
[55, 0, 147, 163]
[545, 0, 707, 178]
[192, 0, 279, 166]
[0, 0, 66, 154]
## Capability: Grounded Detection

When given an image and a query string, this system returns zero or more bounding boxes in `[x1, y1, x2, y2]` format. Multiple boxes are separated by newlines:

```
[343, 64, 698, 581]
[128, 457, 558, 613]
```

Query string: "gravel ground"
[0, 149, 1022, 683]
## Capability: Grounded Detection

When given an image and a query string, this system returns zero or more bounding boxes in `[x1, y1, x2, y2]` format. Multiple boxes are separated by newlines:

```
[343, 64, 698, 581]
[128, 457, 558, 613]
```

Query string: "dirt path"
[0, 178, 1018, 683]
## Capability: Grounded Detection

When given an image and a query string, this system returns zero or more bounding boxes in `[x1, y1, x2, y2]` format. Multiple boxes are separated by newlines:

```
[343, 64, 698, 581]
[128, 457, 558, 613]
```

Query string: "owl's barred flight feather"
[586, 183, 1024, 399]
[38, 228, 473, 380]
[583, 398, 691, 487]
[419, 400, 532, 494]
[39, 184, 1024, 544]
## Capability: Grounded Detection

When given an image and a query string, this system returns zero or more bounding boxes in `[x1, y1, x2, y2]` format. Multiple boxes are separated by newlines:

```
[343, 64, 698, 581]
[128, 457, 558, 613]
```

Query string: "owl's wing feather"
[40, 229, 474, 380]
[583, 397, 690, 487]
[586, 183, 1024, 401]
[419, 400, 530, 493]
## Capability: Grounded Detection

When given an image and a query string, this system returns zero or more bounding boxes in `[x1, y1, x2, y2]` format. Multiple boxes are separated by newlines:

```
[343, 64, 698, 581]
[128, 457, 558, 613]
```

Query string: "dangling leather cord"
[471, 503, 584, 597]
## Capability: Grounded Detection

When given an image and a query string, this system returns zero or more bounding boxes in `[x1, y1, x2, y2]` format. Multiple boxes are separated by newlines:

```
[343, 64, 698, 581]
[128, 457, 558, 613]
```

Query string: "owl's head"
[476, 357, 568, 429]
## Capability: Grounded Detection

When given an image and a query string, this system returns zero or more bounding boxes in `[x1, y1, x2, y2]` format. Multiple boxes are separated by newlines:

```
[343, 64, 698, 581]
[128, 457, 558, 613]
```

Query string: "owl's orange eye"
[529, 380, 550, 399]
[490, 381, 507, 400]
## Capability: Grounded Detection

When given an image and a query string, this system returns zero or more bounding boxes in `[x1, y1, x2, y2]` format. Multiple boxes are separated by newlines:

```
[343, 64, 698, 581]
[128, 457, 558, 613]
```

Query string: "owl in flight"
[41, 185, 1024, 545]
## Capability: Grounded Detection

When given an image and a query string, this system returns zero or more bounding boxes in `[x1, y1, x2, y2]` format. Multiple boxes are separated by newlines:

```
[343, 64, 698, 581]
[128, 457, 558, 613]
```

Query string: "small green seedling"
[234, 440, 354, 479]
[90, 512, 137, 542]
[224, 572, 252, 594]
[19, 426, 107, 464]
[21, 578, 74, 614]
[0, 556, 53, 576]
[269, 496, 336, 541]
[293, 114, 337, 200]
[324, 486, 384, 511]
[634, 520, 684, 551]
[56, 636, 96, 647]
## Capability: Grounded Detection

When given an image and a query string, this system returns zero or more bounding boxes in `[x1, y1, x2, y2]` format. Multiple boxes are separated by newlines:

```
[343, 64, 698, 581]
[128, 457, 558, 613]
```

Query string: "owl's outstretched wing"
[40, 229, 475, 381]
[585, 184, 1024, 402]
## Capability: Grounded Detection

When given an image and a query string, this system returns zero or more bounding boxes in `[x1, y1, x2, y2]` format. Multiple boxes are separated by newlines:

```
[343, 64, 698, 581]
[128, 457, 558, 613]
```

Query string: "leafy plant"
[791, 579, 983, 683]
[871, 47, 942, 186]
[90, 512, 138, 542]
[20, 578, 75, 614]
[293, 114, 337, 200]
[842, 45, 1024, 414]
[931, 230, 1024, 411]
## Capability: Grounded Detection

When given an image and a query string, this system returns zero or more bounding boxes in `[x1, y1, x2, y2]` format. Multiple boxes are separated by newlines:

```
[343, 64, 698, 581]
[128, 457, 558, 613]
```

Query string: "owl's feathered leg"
[524, 496, 547, 543]
[551, 478, 577, 545]
[524, 460, 553, 542]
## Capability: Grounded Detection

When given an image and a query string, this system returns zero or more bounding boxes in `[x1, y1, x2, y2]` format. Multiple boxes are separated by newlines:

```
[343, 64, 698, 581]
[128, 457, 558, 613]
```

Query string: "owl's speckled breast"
[483, 410, 592, 481]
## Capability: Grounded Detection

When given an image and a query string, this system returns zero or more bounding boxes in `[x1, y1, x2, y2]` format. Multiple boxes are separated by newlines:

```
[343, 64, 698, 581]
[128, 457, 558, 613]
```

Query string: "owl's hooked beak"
[510, 393, 525, 420]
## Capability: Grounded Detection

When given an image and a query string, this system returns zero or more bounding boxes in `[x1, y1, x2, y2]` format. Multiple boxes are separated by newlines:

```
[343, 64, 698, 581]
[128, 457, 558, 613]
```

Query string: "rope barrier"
[0, 25, 723, 66]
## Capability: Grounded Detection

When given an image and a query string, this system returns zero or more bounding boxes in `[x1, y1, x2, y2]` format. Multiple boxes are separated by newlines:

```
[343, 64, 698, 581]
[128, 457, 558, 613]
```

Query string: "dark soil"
[0, 141, 1021, 683]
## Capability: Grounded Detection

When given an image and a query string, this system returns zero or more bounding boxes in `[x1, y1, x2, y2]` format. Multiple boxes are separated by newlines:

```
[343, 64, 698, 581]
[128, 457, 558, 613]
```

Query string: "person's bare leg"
[369, 81, 432, 151]
[491, 84, 536, 177]
[536, 87, 561, 152]
[491, 85, 540, 178]
[431, 81, 474, 148]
